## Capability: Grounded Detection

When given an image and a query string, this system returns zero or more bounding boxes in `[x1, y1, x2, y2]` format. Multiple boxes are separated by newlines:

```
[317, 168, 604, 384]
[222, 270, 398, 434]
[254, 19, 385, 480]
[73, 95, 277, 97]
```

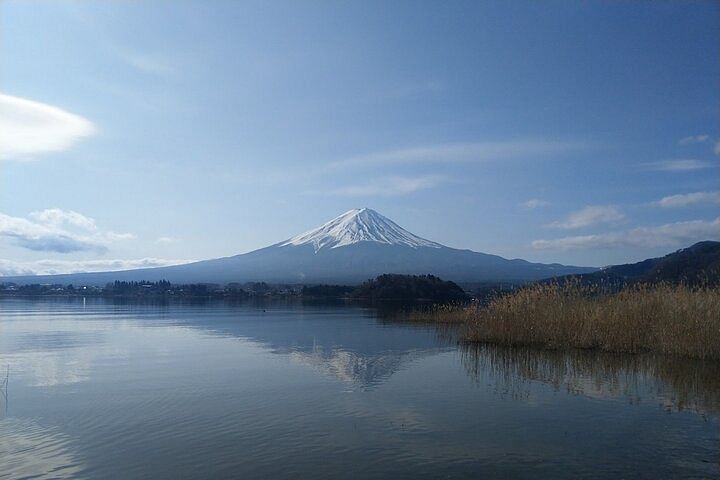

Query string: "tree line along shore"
[0, 274, 469, 303]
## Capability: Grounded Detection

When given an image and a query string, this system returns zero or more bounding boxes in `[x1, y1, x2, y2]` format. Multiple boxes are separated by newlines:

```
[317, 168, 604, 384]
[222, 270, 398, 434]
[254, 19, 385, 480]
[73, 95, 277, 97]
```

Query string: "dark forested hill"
[563, 241, 720, 286]
[350, 274, 469, 302]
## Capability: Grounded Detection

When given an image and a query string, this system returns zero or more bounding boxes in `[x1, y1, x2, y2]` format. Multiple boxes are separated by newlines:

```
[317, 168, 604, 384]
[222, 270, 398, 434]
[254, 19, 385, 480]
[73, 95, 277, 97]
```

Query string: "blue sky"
[0, 0, 718, 274]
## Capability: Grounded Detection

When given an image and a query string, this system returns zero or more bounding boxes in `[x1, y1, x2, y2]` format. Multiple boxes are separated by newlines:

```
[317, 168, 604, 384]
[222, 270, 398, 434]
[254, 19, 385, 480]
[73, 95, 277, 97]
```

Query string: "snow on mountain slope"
[280, 208, 443, 252]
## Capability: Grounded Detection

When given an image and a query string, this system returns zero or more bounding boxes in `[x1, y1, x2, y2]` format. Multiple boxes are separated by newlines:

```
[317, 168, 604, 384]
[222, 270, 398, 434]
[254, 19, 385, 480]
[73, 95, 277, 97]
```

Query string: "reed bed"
[410, 282, 720, 360]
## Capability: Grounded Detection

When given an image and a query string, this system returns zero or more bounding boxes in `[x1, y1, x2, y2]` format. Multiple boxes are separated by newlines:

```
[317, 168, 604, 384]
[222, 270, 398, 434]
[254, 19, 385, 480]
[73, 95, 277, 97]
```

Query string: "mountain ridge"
[559, 240, 720, 286]
[1, 208, 597, 285]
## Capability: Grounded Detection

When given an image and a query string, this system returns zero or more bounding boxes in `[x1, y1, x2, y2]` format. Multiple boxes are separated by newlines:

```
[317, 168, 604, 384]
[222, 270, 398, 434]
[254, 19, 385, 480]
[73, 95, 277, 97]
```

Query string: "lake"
[0, 298, 718, 479]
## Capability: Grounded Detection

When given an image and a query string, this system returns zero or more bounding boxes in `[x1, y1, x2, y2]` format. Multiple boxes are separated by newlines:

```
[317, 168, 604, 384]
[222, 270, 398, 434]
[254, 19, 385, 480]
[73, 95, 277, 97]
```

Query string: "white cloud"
[0, 93, 95, 160]
[548, 206, 625, 230]
[0, 213, 99, 253]
[0, 257, 192, 277]
[103, 231, 135, 241]
[0, 209, 133, 253]
[533, 217, 720, 250]
[330, 140, 584, 169]
[651, 191, 720, 208]
[715, 141, 720, 156]
[326, 175, 445, 197]
[678, 135, 709, 145]
[521, 199, 550, 209]
[644, 159, 713, 171]
[28, 208, 97, 230]
[155, 236, 179, 244]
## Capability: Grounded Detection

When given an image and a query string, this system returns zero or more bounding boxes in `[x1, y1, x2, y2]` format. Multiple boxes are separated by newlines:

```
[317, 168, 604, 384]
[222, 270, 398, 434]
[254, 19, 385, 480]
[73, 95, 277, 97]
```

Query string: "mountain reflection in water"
[160, 300, 453, 388]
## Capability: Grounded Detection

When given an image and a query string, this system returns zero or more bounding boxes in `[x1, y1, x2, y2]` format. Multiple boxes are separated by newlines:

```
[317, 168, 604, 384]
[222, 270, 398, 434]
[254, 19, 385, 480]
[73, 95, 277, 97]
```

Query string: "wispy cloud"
[329, 140, 584, 169]
[678, 135, 709, 145]
[533, 217, 720, 250]
[155, 236, 179, 244]
[651, 191, 720, 208]
[715, 141, 720, 156]
[62, 5, 178, 78]
[548, 206, 625, 230]
[0, 93, 95, 160]
[325, 175, 445, 197]
[644, 159, 713, 171]
[116, 49, 176, 77]
[521, 199, 550, 209]
[0, 209, 133, 253]
[0, 257, 192, 277]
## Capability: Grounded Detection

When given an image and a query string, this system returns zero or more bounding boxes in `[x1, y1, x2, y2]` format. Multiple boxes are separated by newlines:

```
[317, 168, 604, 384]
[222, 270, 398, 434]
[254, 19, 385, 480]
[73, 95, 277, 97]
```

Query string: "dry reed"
[411, 282, 720, 360]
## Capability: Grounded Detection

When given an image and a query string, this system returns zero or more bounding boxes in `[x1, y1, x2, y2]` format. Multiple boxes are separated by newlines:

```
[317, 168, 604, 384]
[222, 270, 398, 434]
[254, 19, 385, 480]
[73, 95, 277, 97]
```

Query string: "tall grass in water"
[412, 282, 720, 360]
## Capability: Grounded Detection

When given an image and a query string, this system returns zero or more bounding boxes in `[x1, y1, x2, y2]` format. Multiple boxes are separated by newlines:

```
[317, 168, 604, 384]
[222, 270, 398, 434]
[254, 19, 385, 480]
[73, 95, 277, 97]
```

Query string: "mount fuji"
[4, 208, 596, 285]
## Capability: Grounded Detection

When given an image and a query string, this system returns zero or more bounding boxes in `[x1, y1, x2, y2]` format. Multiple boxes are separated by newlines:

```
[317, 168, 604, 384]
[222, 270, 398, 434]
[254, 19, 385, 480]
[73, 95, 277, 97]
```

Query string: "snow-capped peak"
[280, 208, 443, 252]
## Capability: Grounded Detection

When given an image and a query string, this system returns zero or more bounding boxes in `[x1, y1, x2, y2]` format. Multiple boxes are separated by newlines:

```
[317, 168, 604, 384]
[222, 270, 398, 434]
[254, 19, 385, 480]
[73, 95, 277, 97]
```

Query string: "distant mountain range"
[564, 241, 720, 286]
[3, 208, 597, 285]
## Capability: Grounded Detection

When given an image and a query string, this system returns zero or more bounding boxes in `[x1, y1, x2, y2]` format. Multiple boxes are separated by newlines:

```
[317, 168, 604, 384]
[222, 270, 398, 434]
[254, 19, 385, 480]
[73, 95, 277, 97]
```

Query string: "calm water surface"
[0, 298, 718, 479]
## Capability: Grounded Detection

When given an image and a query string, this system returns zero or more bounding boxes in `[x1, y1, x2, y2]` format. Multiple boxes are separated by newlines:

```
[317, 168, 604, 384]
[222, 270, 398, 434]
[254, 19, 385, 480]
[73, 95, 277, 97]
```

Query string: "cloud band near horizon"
[533, 217, 720, 250]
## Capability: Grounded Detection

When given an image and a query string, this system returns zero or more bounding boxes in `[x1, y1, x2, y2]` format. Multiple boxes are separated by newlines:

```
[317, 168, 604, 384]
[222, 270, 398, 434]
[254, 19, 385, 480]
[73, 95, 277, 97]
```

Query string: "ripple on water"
[0, 418, 84, 480]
